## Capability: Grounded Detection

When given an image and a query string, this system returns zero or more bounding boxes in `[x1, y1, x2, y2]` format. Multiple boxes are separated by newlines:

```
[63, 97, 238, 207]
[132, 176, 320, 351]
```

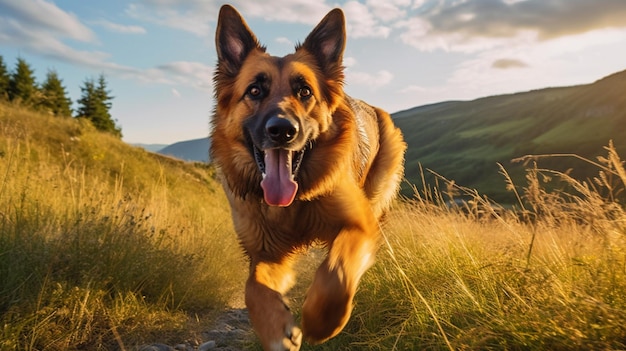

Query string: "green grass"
[2, 102, 626, 350]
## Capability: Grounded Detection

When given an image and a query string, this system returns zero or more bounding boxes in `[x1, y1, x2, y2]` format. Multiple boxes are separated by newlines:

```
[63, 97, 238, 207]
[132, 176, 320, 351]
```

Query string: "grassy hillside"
[0, 102, 245, 349]
[2, 101, 626, 350]
[394, 69, 626, 203]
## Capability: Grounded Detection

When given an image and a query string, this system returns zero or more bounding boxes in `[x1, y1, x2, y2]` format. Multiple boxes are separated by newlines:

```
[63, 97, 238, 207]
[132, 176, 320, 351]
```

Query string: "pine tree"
[40, 69, 72, 117]
[0, 56, 9, 100]
[76, 74, 121, 137]
[8, 57, 39, 106]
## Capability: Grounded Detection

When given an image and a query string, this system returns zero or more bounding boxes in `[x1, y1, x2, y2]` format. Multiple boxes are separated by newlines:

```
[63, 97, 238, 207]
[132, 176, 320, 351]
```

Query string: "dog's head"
[212, 5, 347, 207]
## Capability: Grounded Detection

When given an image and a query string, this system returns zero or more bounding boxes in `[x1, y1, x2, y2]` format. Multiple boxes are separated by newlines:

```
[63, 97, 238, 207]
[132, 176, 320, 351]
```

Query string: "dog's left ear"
[216, 5, 263, 75]
[300, 9, 346, 71]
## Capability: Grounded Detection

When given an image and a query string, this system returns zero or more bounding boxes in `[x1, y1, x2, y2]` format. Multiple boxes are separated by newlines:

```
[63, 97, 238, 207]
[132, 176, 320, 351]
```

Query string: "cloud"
[400, 0, 626, 52]
[124, 0, 395, 39]
[346, 69, 393, 90]
[125, 2, 215, 37]
[366, 0, 410, 22]
[124, 0, 331, 37]
[399, 84, 428, 94]
[171, 88, 181, 97]
[343, 56, 357, 68]
[492, 58, 528, 69]
[275, 37, 293, 46]
[234, 0, 331, 25]
[342, 1, 391, 38]
[93, 19, 146, 34]
[0, 0, 95, 42]
[152, 61, 214, 91]
[0, 0, 213, 93]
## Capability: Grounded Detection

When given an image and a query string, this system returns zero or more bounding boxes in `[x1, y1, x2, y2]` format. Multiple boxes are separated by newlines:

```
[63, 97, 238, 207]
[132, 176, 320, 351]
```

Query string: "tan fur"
[210, 5, 406, 350]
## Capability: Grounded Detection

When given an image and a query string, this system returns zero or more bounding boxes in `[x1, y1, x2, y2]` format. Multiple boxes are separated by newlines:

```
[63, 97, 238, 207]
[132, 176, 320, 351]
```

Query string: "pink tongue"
[260, 149, 298, 207]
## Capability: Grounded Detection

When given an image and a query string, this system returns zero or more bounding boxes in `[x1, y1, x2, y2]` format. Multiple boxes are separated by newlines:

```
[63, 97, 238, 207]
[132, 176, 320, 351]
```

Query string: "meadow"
[1, 102, 625, 350]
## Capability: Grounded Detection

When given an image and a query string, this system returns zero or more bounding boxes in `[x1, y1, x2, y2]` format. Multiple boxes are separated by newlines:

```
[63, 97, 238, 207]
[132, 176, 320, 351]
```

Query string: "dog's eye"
[247, 85, 263, 99]
[298, 86, 312, 100]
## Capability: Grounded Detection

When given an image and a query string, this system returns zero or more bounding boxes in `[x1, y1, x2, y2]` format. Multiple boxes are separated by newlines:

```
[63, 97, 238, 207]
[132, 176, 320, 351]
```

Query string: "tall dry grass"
[306, 141, 626, 350]
[0, 103, 245, 350]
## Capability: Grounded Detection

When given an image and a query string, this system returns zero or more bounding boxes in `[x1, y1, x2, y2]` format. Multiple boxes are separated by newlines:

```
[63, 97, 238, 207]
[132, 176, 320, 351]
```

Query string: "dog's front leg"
[246, 259, 302, 351]
[301, 211, 379, 344]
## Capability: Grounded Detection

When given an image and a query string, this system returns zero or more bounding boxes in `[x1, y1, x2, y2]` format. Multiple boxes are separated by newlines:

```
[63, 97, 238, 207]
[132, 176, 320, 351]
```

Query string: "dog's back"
[348, 96, 406, 218]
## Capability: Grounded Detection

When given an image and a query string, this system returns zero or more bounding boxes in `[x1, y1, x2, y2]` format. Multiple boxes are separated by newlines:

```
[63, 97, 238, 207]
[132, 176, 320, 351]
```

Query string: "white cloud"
[235, 0, 331, 24]
[0, 0, 213, 93]
[346, 69, 393, 90]
[125, 2, 214, 37]
[365, 0, 410, 22]
[343, 56, 357, 68]
[399, 84, 428, 94]
[396, 84, 454, 108]
[171, 88, 181, 97]
[151, 61, 214, 91]
[93, 19, 146, 34]
[124, 0, 331, 37]
[343, 57, 393, 90]
[125, 0, 394, 40]
[343, 1, 391, 38]
[0, 0, 95, 42]
[275, 37, 293, 46]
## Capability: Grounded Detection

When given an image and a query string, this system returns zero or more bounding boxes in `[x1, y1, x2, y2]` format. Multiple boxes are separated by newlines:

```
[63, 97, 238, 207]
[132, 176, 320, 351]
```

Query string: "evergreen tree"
[76, 74, 121, 137]
[0, 56, 9, 100]
[40, 69, 72, 117]
[8, 57, 39, 106]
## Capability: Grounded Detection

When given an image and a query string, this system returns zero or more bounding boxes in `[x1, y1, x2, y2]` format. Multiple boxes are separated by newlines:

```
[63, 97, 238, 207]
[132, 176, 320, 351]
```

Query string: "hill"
[133, 142, 169, 152]
[0, 102, 245, 349]
[393, 69, 626, 202]
[157, 137, 210, 162]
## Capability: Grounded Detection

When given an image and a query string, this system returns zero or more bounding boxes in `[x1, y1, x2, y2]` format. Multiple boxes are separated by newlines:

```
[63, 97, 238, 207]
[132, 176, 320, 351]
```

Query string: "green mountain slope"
[158, 137, 210, 162]
[393, 69, 626, 203]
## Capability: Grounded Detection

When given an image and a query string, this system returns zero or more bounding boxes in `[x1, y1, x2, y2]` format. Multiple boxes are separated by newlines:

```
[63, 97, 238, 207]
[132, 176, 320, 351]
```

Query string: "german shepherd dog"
[210, 5, 406, 350]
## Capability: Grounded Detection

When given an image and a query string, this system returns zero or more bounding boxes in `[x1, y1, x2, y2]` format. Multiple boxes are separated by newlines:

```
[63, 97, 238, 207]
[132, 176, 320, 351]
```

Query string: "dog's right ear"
[215, 5, 263, 75]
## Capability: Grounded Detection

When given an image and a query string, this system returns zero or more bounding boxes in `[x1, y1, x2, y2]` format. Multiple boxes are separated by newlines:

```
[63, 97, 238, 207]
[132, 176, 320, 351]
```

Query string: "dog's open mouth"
[252, 143, 309, 207]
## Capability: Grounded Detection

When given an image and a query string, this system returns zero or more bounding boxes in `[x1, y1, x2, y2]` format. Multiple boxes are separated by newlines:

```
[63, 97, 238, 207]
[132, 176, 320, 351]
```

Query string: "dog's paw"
[248, 294, 302, 351]
[268, 325, 302, 351]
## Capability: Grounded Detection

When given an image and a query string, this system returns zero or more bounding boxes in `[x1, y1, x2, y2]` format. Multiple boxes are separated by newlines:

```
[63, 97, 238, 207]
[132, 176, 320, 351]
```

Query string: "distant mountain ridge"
[150, 69, 626, 202]
[133, 143, 168, 153]
[157, 137, 210, 162]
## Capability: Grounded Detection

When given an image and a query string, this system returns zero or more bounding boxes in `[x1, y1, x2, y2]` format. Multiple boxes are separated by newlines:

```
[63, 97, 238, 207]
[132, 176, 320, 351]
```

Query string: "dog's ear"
[216, 5, 263, 75]
[300, 9, 346, 70]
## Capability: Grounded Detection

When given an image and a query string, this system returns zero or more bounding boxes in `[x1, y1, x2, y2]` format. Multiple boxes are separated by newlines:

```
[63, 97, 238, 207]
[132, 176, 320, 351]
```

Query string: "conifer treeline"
[0, 55, 122, 137]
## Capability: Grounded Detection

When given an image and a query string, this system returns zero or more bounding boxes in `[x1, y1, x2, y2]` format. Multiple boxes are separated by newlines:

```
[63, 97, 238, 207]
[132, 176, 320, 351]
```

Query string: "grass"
[304, 141, 626, 350]
[2, 102, 626, 350]
[0, 102, 246, 349]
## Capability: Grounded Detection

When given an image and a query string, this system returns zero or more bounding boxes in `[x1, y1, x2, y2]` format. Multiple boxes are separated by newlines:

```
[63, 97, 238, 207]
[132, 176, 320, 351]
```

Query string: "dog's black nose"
[266, 116, 299, 144]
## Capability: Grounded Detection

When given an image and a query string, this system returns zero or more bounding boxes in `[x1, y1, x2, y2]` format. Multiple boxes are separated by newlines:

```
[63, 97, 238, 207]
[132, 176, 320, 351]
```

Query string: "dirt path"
[139, 308, 256, 351]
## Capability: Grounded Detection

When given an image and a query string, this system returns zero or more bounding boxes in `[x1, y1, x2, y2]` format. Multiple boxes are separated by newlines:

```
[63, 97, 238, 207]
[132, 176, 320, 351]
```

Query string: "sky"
[1, 0, 626, 145]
